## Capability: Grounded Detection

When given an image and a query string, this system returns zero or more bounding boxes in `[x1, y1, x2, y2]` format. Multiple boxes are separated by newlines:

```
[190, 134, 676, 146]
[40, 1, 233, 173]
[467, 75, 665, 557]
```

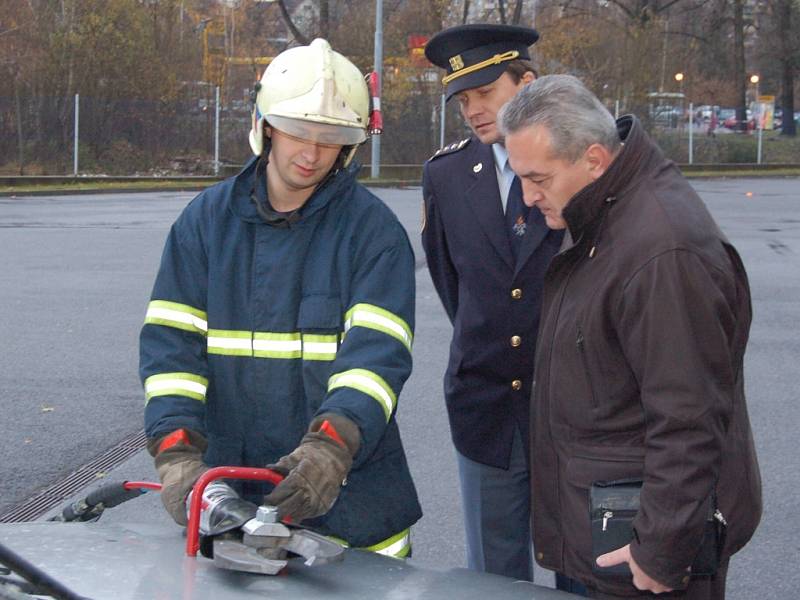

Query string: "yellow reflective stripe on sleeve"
[144, 300, 208, 335]
[364, 528, 411, 558]
[344, 303, 413, 352]
[328, 369, 396, 421]
[207, 329, 253, 356]
[144, 372, 208, 404]
[253, 332, 302, 358]
[302, 334, 338, 361]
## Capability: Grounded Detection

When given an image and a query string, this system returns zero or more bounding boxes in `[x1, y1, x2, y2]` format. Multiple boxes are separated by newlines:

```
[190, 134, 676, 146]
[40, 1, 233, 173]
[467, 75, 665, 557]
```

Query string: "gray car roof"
[0, 522, 577, 599]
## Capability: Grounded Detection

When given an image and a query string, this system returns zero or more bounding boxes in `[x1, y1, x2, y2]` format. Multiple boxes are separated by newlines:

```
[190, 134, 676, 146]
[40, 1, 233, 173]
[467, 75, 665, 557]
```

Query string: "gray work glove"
[264, 413, 360, 523]
[148, 429, 209, 526]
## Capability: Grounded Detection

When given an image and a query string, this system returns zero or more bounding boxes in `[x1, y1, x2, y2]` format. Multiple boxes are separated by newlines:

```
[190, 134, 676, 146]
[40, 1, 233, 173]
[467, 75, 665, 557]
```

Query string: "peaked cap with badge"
[425, 23, 539, 100]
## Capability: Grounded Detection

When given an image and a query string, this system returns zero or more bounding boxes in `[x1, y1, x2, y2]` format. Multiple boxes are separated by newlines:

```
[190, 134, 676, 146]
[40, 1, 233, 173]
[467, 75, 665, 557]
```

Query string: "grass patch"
[0, 180, 213, 195]
[652, 129, 800, 164]
[680, 168, 800, 178]
[1, 167, 798, 197]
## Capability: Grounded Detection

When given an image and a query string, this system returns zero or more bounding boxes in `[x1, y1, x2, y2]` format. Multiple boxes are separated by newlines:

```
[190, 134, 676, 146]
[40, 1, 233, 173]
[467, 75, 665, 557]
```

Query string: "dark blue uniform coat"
[422, 137, 563, 468]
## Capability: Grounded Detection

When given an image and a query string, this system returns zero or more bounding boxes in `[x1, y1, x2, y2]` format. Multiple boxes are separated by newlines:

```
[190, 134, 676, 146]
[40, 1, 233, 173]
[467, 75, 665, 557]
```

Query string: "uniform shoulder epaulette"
[428, 137, 471, 161]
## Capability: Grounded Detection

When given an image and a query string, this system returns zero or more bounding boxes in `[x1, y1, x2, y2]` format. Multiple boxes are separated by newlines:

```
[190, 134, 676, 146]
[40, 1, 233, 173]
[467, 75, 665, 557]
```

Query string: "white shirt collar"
[491, 142, 510, 172]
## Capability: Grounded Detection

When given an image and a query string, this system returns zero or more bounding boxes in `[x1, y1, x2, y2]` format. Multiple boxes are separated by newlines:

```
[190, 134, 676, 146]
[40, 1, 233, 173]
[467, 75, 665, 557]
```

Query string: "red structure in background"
[408, 35, 430, 67]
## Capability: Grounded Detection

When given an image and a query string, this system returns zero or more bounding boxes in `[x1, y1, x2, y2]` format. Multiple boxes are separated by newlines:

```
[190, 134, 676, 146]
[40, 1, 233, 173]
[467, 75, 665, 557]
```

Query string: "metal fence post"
[214, 86, 220, 176]
[73, 94, 79, 176]
[688, 102, 694, 165]
[757, 122, 763, 164]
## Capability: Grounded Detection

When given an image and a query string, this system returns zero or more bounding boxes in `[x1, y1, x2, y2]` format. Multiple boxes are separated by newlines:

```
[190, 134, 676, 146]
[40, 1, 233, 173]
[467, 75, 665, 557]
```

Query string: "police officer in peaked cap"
[421, 24, 582, 593]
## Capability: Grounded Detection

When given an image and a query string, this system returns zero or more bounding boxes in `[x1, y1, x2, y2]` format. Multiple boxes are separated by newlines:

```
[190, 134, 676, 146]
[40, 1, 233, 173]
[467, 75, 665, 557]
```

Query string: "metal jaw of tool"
[211, 505, 345, 575]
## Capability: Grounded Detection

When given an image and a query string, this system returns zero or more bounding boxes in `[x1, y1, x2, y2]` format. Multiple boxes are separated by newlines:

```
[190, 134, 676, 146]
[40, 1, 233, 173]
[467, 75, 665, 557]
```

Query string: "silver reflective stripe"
[144, 372, 208, 404]
[145, 300, 208, 335]
[206, 330, 340, 360]
[330, 528, 412, 559]
[302, 334, 338, 361]
[344, 303, 412, 351]
[207, 330, 252, 356]
[328, 369, 396, 421]
[254, 333, 302, 359]
[370, 529, 411, 558]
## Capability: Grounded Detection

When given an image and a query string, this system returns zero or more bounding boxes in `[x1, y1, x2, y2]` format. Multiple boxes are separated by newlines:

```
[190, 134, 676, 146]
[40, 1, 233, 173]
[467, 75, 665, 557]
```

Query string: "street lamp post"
[674, 72, 685, 128]
[750, 74, 760, 103]
[371, 0, 383, 179]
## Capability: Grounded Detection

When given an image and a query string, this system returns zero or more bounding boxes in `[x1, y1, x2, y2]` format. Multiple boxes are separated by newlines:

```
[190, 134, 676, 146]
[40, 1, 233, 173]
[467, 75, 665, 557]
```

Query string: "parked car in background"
[718, 108, 736, 126]
[770, 108, 798, 130]
[722, 109, 754, 131]
[694, 104, 721, 123]
[652, 104, 683, 127]
[775, 111, 800, 129]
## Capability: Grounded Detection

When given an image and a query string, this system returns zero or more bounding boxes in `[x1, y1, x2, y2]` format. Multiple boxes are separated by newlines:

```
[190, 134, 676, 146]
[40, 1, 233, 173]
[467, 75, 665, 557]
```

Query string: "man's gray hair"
[498, 74, 620, 163]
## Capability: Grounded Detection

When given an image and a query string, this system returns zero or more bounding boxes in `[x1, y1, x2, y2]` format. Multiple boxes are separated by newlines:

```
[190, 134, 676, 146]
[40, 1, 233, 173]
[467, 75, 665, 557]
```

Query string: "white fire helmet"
[249, 38, 369, 164]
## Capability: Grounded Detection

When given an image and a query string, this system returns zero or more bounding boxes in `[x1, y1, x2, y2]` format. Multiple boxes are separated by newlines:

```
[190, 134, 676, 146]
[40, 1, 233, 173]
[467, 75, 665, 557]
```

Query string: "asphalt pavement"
[0, 178, 798, 597]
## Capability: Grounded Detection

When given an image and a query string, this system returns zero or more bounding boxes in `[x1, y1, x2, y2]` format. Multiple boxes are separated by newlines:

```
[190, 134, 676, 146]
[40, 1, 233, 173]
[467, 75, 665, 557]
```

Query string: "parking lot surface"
[0, 178, 797, 597]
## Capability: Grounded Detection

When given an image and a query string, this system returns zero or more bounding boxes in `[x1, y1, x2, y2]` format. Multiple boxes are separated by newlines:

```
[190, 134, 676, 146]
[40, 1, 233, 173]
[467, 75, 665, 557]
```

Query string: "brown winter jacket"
[531, 116, 762, 596]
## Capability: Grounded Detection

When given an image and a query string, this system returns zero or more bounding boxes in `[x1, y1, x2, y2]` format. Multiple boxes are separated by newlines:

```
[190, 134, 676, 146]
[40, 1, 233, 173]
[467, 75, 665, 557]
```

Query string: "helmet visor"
[266, 115, 366, 146]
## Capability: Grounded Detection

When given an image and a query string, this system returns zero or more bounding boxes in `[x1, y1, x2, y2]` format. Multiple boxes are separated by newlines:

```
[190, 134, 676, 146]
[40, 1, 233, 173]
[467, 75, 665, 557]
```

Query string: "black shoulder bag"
[590, 478, 726, 578]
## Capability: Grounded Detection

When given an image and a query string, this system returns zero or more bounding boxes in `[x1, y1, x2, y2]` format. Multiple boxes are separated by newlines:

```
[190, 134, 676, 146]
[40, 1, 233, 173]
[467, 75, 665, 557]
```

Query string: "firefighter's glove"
[148, 429, 209, 526]
[264, 414, 360, 523]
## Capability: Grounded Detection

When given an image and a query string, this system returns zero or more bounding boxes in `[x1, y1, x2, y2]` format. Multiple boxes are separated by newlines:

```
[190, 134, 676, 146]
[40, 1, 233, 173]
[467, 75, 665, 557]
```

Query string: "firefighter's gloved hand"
[265, 413, 360, 522]
[148, 429, 209, 526]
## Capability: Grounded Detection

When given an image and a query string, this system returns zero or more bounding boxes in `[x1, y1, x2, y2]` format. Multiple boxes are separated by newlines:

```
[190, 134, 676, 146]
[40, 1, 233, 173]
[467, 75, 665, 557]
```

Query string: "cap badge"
[473, 162, 483, 173]
[449, 55, 465, 71]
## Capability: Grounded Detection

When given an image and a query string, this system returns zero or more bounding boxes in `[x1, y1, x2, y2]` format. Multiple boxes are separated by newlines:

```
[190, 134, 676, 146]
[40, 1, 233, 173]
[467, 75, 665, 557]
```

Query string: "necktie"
[505, 175, 529, 261]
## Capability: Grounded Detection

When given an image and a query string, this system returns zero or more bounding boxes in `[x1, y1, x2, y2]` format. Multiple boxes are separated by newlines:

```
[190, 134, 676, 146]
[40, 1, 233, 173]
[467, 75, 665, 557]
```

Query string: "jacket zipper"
[576, 326, 599, 410]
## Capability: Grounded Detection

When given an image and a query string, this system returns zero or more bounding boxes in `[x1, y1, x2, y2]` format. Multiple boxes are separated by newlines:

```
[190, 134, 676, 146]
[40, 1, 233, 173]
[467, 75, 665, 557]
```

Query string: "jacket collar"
[462, 138, 515, 269]
[230, 153, 359, 225]
[562, 115, 663, 241]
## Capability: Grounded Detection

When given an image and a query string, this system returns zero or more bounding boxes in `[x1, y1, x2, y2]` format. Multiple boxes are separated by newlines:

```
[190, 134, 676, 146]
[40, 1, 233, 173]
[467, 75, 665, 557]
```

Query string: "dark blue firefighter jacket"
[141, 157, 421, 548]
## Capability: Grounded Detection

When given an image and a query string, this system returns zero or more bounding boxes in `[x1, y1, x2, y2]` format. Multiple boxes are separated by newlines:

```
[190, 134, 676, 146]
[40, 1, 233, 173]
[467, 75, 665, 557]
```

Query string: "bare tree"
[761, 0, 797, 136]
[774, 0, 796, 136]
[497, 0, 525, 24]
[513, 0, 525, 23]
[274, 0, 335, 44]
[732, 0, 747, 130]
[275, 0, 310, 44]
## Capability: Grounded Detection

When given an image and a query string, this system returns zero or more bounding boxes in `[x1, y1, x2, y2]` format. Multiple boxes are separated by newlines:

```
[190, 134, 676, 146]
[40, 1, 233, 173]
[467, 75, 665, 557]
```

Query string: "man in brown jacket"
[498, 74, 762, 598]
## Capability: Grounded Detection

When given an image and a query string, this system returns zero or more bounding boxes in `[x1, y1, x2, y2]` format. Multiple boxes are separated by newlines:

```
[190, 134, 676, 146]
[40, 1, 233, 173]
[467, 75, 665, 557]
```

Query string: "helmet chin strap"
[339, 144, 361, 169]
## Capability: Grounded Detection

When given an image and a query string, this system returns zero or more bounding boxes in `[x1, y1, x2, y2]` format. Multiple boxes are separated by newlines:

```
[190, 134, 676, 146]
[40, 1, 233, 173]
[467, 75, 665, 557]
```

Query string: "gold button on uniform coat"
[511, 288, 522, 300]
[510, 335, 522, 347]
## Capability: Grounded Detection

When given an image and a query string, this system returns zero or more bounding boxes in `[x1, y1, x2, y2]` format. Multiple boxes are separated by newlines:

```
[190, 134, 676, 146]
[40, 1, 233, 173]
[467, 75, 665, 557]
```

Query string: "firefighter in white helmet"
[141, 39, 421, 556]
